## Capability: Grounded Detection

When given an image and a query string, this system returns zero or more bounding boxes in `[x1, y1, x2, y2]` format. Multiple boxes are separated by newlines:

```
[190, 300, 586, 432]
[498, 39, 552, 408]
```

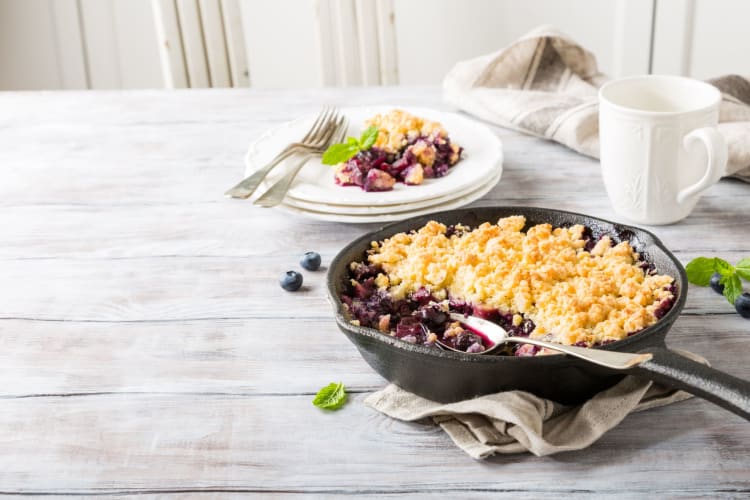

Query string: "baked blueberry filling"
[341, 221, 677, 356]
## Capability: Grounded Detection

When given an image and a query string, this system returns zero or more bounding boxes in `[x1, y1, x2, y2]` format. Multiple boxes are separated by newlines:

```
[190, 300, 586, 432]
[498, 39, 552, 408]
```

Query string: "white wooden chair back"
[152, 0, 249, 88]
[317, 0, 398, 86]
[152, 0, 397, 88]
[150, 0, 656, 89]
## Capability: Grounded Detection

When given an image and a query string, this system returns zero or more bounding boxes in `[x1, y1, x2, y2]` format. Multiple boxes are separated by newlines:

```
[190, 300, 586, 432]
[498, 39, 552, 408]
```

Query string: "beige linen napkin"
[365, 350, 706, 459]
[443, 25, 750, 183]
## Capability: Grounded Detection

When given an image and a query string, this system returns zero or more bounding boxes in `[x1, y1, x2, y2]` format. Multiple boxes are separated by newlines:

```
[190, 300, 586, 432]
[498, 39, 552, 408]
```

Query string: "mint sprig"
[686, 256, 747, 304]
[312, 382, 347, 410]
[736, 258, 750, 281]
[359, 126, 379, 150]
[321, 126, 379, 165]
[721, 273, 743, 304]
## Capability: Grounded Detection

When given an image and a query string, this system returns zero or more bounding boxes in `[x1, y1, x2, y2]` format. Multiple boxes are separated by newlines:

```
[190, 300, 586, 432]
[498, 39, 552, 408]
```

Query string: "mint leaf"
[321, 126, 379, 166]
[359, 126, 379, 150]
[685, 255, 749, 306]
[720, 272, 743, 304]
[321, 143, 360, 165]
[313, 382, 347, 410]
[685, 257, 717, 286]
[735, 258, 750, 281]
[714, 257, 734, 276]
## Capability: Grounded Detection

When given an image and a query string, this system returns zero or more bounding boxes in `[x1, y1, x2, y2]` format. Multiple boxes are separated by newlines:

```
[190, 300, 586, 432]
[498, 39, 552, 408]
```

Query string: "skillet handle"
[631, 347, 750, 421]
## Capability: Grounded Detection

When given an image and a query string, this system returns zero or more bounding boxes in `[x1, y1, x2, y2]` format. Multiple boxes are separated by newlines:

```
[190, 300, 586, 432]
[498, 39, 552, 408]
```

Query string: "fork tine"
[304, 108, 335, 147]
[299, 107, 329, 144]
[313, 111, 340, 148]
[326, 112, 344, 143]
[306, 109, 336, 148]
[333, 117, 347, 143]
[331, 116, 348, 148]
[310, 110, 341, 148]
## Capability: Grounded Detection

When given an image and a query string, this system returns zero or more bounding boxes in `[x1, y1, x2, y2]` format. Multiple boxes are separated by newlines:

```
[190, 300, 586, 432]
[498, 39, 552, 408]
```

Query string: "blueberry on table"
[709, 272, 725, 295]
[280, 271, 303, 291]
[300, 251, 321, 271]
[735, 293, 750, 319]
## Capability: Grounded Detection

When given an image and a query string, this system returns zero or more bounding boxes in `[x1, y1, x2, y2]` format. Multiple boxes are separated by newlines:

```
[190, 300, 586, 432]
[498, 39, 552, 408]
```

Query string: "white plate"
[282, 169, 498, 215]
[244, 106, 502, 207]
[274, 169, 501, 223]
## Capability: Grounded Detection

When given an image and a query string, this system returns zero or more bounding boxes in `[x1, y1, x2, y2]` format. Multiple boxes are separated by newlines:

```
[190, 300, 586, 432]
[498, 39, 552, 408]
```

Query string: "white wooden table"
[0, 87, 748, 497]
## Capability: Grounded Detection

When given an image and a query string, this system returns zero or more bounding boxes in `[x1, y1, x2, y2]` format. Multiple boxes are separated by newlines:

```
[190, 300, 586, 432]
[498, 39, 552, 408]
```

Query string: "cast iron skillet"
[327, 206, 750, 421]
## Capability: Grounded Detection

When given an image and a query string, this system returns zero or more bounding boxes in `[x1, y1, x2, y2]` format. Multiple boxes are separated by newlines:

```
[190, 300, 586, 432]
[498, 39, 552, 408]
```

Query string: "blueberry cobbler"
[340, 216, 677, 356]
[333, 110, 463, 191]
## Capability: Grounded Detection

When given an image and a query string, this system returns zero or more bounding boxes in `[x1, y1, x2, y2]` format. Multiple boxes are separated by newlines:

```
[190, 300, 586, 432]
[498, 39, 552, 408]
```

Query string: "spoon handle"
[504, 337, 652, 370]
[447, 313, 650, 369]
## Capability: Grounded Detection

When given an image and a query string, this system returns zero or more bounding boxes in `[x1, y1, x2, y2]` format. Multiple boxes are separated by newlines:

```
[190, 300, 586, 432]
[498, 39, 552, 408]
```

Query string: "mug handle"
[677, 127, 727, 204]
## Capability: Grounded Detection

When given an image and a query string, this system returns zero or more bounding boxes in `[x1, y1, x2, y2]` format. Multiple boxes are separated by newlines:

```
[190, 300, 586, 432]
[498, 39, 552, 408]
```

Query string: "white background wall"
[239, 0, 323, 88]
[652, 0, 750, 78]
[0, 0, 748, 90]
[0, 0, 163, 90]
[392, 0, 648, 83]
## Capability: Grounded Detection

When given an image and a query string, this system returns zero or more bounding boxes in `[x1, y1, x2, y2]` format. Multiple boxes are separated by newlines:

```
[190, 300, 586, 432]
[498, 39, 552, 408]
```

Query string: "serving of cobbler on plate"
[340, 216, 677, 356]
[330, 109, 463, 192]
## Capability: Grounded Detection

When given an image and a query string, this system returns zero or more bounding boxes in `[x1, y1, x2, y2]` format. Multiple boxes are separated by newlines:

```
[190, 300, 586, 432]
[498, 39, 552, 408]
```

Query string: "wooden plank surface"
[0, 315, 746, 396]
[0, 87, 748, 496]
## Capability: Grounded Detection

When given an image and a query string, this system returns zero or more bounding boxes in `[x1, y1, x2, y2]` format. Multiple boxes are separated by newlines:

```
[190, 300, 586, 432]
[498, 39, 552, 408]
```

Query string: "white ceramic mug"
[598, 75, 727, 225]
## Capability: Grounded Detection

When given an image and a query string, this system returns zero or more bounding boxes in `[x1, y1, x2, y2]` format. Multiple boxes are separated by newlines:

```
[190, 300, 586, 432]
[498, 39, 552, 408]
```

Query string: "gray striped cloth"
[443, 25, 750, 183]
[366, 350, 706, 459]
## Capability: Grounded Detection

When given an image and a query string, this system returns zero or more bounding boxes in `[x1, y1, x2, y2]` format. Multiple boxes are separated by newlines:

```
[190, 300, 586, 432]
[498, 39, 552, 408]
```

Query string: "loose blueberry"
[709, 272, 725, 295]
[300, 251, 321, 271]
[280, 270, 303, 291]
[735, 292, 750, 319]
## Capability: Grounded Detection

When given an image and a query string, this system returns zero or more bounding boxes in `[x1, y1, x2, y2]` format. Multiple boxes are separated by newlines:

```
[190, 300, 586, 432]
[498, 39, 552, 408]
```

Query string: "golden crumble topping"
[365, 216, 674, 347]
[365, 109, 449, 154]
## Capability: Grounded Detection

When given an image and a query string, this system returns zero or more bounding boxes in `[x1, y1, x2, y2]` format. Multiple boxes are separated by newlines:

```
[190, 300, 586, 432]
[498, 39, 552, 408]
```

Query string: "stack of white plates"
[244, 106, 503, 223]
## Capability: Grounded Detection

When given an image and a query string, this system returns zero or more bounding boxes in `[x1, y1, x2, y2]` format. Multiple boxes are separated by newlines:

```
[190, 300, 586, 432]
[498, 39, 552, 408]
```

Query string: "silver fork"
[254, 115, 348, 208]
[224, 107, 338, 199]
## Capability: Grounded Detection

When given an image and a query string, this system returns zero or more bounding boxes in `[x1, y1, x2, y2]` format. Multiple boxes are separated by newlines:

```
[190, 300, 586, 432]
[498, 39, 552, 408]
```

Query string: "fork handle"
[224, 147, 298, 199]
[254, 153, 314, 207]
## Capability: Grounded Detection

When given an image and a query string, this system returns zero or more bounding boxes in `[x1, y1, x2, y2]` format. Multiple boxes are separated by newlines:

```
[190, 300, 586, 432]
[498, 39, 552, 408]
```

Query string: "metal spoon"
[436, 313, 652, 371]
